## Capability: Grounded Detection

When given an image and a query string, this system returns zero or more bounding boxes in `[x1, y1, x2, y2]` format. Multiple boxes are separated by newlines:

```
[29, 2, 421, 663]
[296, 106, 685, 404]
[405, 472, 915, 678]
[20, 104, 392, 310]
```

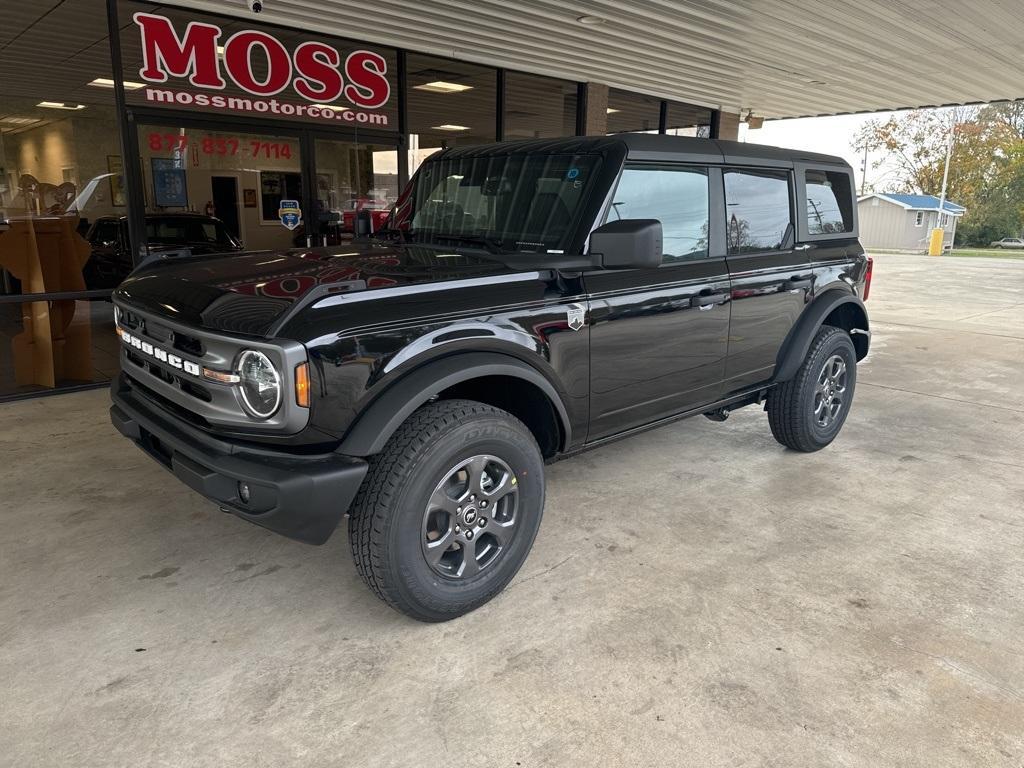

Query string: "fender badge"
[567, 303, 585, 331]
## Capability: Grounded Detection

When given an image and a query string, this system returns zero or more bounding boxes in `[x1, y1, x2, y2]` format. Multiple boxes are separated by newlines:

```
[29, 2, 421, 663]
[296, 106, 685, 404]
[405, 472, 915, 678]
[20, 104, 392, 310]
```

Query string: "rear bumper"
[110, 374, 367, 544]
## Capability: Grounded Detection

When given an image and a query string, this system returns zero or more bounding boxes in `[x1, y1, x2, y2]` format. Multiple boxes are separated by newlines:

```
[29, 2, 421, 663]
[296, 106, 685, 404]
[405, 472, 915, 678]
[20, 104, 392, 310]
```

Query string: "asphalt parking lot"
[2, 253, 1022, 767]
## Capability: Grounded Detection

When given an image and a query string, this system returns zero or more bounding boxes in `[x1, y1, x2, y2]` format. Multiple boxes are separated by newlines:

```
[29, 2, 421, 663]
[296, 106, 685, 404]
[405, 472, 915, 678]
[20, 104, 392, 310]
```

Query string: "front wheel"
[347, 399, 545, 621]
[766, 325, 857, 452]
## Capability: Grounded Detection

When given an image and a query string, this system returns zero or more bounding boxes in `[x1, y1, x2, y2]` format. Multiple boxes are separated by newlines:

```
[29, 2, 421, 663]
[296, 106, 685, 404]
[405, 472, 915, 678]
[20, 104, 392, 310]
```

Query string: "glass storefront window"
[314, 140, 399, 243]
[1, 0, 124, 398]
[665, 100, 714, 138]
[407, 53, 496, 175]
[0, 299, 117, 398]
[606, 88, 662, 134]
[504, 73, 578, 140]
[139, 125, 304, 252]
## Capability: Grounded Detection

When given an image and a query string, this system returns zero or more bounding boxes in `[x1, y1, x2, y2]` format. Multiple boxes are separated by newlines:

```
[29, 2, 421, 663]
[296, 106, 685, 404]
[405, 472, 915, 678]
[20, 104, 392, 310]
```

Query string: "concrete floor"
[2, 253, 1023, 767]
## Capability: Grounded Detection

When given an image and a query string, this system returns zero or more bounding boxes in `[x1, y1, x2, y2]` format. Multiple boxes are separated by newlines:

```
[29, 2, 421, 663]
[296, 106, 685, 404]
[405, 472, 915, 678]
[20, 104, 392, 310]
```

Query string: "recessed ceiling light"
[432, 124, 470, 131]
[0, 116, 38, 125]
[414, 81, 473, 94]
[606, 107, 620, 114]
[576, 15, 606, 25]
[37, 101, 87, 111]
[88, 77, 145, 90]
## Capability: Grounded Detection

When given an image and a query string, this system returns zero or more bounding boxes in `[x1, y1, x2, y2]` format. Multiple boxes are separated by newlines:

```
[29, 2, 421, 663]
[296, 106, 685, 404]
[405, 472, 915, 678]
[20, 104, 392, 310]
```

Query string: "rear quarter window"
[804, 169, 853, 235]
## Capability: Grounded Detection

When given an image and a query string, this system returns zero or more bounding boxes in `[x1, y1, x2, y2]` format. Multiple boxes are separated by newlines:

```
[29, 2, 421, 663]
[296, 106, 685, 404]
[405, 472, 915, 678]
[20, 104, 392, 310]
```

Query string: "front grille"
[125, 350, 212, 402]
[125, 372, 211, 429]
[114, 298, 308, 435]
[173, 332, 205, 358]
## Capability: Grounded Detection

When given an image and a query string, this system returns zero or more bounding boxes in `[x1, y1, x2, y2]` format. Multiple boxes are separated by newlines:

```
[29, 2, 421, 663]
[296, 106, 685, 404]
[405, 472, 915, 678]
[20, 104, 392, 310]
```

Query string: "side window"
[608, 166, 709, 263]
[915, 211, 924, 227]
[805, 170, 853, 234]
[724, 169, 792, 254]
[92, 221, 118, 246]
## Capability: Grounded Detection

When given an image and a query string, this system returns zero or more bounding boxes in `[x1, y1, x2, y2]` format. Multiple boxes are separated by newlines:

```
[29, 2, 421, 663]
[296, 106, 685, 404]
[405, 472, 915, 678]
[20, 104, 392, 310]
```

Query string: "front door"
[211, 176, 240, 240]
[586, 164, 731, 442]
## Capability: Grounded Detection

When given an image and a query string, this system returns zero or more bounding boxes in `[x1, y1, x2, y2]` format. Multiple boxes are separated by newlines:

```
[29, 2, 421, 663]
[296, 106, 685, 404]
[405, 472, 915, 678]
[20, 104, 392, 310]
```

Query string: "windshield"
[145, 217, 236, 247]
[396, 153, 601, 253]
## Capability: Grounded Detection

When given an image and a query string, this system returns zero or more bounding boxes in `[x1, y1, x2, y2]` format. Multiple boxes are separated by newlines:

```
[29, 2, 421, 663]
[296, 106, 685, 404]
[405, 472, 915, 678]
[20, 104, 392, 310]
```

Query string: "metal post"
[106, 0, 147, 266]
[929, 117, 955, 256]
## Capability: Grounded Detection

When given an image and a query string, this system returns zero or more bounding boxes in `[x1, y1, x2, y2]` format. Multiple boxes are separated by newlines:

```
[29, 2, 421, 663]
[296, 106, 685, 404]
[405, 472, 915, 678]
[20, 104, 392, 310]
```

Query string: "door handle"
[691, 291, 730, 309]
[787, 274, 814, 291]
[794, 243, 816, 251]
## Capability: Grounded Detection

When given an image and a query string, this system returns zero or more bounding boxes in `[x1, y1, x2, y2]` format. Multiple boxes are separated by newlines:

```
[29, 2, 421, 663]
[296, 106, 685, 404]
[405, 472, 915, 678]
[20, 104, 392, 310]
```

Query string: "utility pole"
[928, 115, 956, 256]
[808, 198, 825, 231]
[860, 144, 869, 195]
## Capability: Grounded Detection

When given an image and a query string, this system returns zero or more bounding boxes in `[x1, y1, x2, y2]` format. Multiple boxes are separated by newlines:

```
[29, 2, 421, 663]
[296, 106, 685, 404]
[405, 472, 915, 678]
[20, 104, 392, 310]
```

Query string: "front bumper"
[111, 374, 367, 544]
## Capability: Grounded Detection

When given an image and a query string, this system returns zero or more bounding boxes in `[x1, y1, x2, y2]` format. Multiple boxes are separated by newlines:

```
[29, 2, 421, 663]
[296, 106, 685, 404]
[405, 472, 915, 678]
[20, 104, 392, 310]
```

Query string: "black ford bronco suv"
[110, 136, 872, 621]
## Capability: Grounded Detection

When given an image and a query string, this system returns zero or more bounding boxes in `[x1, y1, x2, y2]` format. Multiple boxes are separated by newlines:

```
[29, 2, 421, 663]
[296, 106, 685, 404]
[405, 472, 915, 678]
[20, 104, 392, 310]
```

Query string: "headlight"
[236, 350, 281, 419]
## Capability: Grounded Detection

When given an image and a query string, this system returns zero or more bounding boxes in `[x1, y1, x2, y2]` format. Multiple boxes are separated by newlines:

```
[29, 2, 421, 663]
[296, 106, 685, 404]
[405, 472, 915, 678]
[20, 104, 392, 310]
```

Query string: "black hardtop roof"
[434, 134, 851, 170]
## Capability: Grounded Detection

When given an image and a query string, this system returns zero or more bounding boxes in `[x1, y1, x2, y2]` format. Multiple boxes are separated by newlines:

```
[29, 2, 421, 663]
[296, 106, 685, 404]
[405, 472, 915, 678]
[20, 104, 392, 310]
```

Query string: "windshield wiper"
[427, 233, 506, 253]
[369, 225, 413, 243]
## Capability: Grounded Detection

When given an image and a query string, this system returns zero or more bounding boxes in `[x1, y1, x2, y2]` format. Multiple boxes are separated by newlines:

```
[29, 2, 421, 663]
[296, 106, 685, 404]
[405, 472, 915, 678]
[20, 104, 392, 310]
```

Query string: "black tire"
[766, 325, 857, 452]
[347, 399, 545, 622]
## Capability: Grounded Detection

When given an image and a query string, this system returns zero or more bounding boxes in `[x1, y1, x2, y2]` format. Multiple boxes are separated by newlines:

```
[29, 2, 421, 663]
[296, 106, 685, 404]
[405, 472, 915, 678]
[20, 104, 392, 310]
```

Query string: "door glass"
[724, 170, 792, 254]
[805, 170, 853, 234]
[140, 124, 302, 253]
[1, 0, 123, 399]
[609, 167, 709, 262]
[314, 139, 399, 244]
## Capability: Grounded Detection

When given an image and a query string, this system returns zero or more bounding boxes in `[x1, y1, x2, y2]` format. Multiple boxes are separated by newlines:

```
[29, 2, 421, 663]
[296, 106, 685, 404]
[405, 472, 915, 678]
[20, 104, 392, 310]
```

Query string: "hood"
[113, 241, 516, 337]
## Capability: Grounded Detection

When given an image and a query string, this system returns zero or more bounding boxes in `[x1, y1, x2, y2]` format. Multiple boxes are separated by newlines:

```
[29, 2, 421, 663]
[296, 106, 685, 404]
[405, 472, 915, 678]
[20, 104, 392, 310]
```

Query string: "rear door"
[722, 166, 812, 394]
[585, 163, 731, 442]
[795, 162, 862, 299]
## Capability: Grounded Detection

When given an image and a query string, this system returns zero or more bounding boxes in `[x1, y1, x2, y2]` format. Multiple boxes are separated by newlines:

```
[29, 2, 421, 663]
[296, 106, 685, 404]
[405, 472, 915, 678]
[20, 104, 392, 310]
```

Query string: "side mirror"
[588, 219, 663, 269]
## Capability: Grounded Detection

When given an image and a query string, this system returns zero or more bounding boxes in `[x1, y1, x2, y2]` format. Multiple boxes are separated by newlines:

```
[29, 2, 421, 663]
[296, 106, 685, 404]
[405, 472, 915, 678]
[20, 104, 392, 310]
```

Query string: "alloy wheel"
[813, 354, 848, 428]
[421, 455, 519, 579]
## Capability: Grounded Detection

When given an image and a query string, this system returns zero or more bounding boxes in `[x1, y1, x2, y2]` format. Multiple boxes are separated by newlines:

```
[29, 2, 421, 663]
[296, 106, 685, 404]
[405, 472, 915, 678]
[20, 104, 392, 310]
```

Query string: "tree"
[853, 103, 1024, 245]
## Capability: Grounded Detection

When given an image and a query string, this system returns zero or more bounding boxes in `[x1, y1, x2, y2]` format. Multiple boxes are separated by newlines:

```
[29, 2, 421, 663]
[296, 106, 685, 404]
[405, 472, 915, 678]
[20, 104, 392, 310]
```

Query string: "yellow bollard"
[928, 227, 944, 256]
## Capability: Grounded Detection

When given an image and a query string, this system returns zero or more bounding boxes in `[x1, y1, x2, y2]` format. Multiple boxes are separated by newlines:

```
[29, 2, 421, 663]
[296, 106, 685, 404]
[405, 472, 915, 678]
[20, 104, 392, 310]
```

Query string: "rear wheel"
[347, 399, 545, 622]
[766, 325, 857, 452]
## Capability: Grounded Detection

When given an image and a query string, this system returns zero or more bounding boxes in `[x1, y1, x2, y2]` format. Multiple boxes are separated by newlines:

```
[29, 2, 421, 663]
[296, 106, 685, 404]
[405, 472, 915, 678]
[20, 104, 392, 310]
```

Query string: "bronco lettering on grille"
[121, 330, 201, 377]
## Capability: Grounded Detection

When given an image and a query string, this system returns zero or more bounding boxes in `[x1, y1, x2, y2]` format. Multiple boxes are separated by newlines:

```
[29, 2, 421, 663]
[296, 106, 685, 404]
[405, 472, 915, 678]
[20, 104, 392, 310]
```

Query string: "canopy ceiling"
[174, 0, 1024, 118]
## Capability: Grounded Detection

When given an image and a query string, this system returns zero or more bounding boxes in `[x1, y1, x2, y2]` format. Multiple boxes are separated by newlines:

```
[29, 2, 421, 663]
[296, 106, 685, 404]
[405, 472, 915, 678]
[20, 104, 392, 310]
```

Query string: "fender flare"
[338, 352, 572, 456]
[774, 290, 869, 383]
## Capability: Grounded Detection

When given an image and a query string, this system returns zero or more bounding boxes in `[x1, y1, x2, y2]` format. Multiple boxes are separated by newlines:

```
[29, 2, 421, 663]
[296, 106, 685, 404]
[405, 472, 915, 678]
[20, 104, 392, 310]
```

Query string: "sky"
[743, 111, 908, 194]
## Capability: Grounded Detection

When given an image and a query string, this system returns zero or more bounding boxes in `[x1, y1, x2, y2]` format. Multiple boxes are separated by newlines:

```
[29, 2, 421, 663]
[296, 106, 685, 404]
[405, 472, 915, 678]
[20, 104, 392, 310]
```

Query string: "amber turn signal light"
[295, 362, 310, 408]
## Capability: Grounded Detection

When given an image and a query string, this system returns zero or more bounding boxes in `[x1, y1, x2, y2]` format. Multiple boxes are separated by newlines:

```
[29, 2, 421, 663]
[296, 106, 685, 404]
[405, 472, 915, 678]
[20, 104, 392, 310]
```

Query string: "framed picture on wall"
[106, 155, 126, 206]
[243, 188, 258, 208]
[151, 158, 188, 208]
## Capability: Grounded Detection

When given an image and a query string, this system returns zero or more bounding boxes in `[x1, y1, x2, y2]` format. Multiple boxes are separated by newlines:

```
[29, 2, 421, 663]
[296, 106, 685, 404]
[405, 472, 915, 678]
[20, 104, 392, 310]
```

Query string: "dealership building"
[1, 0, 1021, 400]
